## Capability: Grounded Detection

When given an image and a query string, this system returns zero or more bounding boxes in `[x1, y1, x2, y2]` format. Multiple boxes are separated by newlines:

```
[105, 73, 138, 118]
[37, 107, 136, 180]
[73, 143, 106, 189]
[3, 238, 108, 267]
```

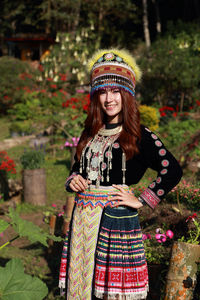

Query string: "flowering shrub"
[65, 137, 80, 148]
[159, 100, 200, 124]
[0, 151, 16, 174]
[0, 56, 39, 114]
[143, 228, 174, 264]
[62, 94, 90, 138]
[178, 213, 200, 245]
[168, 180, 200, 210]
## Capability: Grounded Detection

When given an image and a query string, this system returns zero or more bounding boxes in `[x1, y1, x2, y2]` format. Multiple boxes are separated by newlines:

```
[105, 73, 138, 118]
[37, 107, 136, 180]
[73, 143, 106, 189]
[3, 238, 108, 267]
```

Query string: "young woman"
[59, 49, 182, 300]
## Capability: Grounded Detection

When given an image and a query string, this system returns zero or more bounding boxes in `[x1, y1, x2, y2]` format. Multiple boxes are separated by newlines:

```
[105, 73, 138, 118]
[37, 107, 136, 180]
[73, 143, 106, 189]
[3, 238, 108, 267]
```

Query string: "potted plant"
[20, 148, 46, 206]
[164, 213, 200, 299]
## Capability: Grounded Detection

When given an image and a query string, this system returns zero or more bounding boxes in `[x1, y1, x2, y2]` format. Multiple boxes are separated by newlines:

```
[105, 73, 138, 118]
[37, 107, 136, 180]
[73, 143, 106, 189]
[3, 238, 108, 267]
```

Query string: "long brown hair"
[76, 89, 141, 160]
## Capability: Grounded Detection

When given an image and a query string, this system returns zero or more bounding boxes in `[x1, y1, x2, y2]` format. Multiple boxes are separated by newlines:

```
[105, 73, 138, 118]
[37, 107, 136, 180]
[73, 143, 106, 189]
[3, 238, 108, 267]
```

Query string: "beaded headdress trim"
[88, 49, 142, 97]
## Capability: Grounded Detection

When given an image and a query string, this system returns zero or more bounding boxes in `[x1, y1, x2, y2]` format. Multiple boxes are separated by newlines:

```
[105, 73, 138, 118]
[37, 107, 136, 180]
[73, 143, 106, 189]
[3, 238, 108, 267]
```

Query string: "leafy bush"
[138, 21, 200, 109]
[139, 105, 159, 131]
[0, 56, 39, 114]
[61, 93, 90, 138]
[20, 149, 45, 170]
[9, 120, 35, 136]
[159, 119, 200, 149]
[167, 180, 200, 211]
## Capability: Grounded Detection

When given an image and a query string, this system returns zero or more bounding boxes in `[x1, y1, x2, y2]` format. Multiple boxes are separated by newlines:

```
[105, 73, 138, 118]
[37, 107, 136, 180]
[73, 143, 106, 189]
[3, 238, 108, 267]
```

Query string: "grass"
[0, 116, 10, 140]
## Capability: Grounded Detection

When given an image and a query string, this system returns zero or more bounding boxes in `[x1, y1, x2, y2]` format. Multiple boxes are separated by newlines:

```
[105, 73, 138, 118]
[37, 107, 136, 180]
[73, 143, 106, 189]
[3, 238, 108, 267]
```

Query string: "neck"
[105, 122, 121, 129]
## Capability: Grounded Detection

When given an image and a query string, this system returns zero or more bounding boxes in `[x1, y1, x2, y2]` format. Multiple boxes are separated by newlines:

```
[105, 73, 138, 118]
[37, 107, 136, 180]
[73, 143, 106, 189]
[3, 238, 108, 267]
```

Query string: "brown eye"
[99, 90, 106, 95]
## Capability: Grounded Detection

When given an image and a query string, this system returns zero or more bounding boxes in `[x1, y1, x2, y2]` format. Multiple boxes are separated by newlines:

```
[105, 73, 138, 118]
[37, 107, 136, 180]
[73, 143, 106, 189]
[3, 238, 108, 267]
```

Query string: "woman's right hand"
[69, 175, 91, 192]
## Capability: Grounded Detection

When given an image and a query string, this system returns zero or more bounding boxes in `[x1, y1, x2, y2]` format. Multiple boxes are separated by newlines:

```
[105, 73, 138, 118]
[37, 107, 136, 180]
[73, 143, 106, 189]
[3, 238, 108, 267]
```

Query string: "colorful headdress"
[88, 48, 142, 97]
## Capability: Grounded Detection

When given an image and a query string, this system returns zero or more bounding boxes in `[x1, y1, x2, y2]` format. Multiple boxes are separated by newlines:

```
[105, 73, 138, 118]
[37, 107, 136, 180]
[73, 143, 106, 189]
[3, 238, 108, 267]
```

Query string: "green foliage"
[159, 119, 200, 149]
[0, 56, 39, 114]
[9, 120, 35, 136]
[166, 180, 200, 211]
[0, 219, 9, 233]
[0, 207, 62, 248]
[139, 105, 159, 131]
[9, 92, 41, 121]
[0, 258, 48, 300]
[8, 207, 61, 246]
[138, 21, 200, 109]
[20, 149, 45, 170]
[144, 239, 170, 264]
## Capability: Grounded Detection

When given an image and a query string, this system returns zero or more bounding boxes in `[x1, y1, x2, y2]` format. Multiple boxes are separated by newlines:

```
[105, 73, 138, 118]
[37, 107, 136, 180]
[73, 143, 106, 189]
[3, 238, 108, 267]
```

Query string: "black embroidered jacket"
[65, 125, 182, 209]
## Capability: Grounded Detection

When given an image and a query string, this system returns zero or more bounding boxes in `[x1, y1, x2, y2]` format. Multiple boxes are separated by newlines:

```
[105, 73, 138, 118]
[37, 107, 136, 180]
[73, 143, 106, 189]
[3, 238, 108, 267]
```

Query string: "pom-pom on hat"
[88, 48, 142, 97]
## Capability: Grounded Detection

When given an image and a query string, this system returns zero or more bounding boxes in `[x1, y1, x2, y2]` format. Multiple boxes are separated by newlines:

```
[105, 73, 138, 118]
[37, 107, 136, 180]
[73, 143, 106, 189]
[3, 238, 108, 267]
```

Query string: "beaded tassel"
[122, 152, 126, 184]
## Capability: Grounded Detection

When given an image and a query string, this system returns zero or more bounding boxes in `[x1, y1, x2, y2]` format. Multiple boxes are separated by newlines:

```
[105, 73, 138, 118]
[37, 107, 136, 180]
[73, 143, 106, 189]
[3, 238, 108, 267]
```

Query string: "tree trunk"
[142, 0, 151, 48]
[23, 169, 46, 206]
[152, 0, 161, 34]
[165, 241, 200, 300]
[45, 0, 51, 34]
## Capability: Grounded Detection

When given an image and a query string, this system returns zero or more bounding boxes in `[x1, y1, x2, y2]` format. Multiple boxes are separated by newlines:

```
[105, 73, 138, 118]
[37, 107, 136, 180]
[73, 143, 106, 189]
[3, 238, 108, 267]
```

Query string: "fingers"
[112, 184, 125, 193]
[70, 175, 90, 192]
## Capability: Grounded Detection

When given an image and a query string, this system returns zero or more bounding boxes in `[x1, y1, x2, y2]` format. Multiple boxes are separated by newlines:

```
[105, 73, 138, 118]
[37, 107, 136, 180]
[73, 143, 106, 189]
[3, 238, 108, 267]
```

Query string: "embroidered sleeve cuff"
[139, 188, 161, 209]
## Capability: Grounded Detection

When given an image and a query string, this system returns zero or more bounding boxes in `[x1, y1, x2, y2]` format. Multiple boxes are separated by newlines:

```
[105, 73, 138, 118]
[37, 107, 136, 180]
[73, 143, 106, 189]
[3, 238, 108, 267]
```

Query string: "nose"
[106, 91, 114, 102]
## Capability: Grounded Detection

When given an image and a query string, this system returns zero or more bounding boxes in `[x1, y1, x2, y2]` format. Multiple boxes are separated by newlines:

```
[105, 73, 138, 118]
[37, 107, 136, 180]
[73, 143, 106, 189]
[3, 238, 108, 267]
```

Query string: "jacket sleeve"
[65, 154, 80, 192]
[138, 126, 183, 209]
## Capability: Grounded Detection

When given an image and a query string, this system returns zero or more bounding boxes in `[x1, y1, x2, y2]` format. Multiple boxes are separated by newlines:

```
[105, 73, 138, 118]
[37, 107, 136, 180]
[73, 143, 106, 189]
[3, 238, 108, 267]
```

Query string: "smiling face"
[99, 88, 122, 124]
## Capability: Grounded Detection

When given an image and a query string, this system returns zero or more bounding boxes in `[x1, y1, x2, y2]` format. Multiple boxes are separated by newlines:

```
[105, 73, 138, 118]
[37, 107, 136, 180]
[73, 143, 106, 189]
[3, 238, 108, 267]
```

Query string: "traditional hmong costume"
[59, 49, 182, 299]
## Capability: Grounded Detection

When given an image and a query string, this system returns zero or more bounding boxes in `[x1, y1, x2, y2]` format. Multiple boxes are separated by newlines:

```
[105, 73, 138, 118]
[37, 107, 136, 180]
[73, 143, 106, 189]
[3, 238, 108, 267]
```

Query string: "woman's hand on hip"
[69, 175, 91, 192]
[109, 184, 143, 209]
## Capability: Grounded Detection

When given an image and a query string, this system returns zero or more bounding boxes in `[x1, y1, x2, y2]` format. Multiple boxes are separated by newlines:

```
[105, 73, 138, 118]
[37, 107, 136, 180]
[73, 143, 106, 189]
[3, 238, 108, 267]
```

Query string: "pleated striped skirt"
[59, 185, 149, 300]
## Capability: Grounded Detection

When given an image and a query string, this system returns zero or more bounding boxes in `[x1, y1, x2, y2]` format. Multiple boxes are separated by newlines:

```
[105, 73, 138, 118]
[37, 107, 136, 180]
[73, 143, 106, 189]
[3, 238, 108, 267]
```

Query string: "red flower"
[186, 213, 197, 222]
[0, 151, 16, 174]
[160, 112, 166, 117]
[59, 73, 67, 81]
[38, 64, 44, 72]
[3, 95, 10, 101]
[50, 84, 57, 89]
[196, 100, 200, 106]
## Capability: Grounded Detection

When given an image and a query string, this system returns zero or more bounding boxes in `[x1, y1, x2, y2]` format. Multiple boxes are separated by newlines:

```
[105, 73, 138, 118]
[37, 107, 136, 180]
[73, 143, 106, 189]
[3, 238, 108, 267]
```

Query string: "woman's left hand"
[109, 184, 143, 209]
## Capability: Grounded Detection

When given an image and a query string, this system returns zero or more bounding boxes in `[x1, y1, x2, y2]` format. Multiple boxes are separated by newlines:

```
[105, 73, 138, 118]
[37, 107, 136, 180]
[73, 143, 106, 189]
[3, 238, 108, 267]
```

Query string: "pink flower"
[52, 203, 56, 208]
[142, 233, 151, 240]
[58, 211, 64, 217]
[166, 230, 174, 239]
[142, 234, 148, 240]
[155, 233, 166, 243]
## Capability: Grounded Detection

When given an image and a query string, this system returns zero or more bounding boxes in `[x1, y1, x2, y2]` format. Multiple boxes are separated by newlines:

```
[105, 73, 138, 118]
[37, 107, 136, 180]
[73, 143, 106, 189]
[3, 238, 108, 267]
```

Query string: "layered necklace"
[80, 125, 126, 188]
